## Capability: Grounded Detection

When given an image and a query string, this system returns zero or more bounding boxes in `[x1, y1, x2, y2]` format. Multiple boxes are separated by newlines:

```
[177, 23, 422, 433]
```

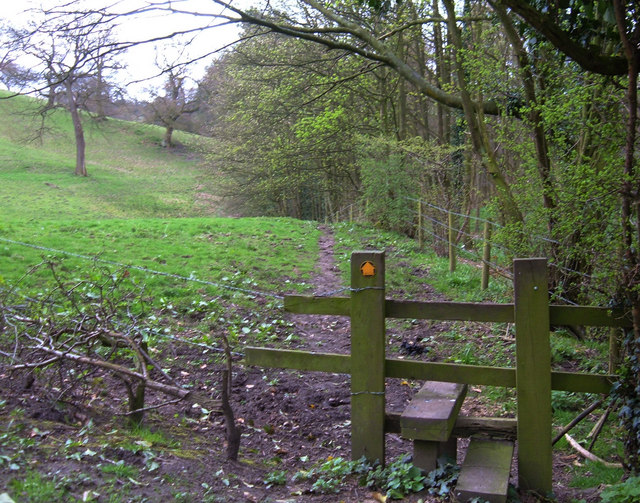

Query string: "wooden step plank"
[401, 381, 467, 441]
[455, 438, 514, 503]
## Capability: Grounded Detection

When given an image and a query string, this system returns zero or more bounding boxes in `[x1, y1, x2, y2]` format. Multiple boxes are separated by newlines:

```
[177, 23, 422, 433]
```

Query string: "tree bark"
[66, 79, 87, 177]
[164, 125, 174, 148]
[613, 0, 640, 472]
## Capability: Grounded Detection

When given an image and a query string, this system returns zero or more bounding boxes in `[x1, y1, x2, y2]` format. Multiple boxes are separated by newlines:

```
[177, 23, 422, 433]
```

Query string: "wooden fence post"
[609, 327, 621, 373]
[514, 258, 552, 494]
[350, 250, 386, 465]
[417, 200, 423, 249]
[481, 221, 491, 290]
[448, 211, 456, 272]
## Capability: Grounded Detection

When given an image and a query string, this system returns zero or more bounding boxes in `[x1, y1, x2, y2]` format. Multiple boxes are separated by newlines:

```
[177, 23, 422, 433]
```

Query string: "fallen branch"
[564, 433, 622, 468]
[115, 398, 185, 416]
[13, 345, 220, 409]
[587, 401, 615, 451]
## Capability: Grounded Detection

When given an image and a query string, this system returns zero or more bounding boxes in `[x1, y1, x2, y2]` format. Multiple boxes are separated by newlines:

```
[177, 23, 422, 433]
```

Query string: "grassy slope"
[0, 91, 216, 221]
[0, 93, 322, 296]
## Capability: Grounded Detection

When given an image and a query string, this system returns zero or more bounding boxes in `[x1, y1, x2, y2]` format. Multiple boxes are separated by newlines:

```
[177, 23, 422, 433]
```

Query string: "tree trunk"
[397, 32, 408, 141]
[495, 5, 555, 223]
[164, 125, 174, 148]
[66, 80, 87, 177]
[612, 0, 640, 473]
[442, 0, 523, 224]
[433, 0, 449, 144]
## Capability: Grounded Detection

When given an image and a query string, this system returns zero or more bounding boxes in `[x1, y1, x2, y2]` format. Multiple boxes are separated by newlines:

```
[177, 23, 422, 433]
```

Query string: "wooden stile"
[244, 252, 626, 497]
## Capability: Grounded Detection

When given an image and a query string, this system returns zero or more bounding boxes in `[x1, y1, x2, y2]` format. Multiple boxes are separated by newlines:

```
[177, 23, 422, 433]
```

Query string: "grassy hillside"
[0, 91, 218, 221]
[0, 92, 327, 299]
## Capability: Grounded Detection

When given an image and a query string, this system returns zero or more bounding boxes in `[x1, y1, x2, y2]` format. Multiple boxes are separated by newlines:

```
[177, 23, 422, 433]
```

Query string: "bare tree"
[147, 48, 199, 148]
[4, 7, 124, 175]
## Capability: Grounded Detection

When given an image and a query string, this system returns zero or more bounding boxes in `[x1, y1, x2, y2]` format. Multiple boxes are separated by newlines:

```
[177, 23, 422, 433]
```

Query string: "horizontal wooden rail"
[245, 347, 614, 394]
[549, 305, 631, 327]
[246, 347, 350, 373]
[385, 359, 515, 387]
[387, 300, 513, 322]
[284, 296, 350, 316]
[284, 295, 632, 328]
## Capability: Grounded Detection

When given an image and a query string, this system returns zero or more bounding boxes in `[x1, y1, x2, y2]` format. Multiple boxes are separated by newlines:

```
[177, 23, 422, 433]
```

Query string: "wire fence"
[410, 197, 593, 277]
[323, 194, 597, 304]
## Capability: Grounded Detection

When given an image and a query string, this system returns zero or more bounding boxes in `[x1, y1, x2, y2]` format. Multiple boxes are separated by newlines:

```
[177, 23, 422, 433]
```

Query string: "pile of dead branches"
[0, 259, 221, 426]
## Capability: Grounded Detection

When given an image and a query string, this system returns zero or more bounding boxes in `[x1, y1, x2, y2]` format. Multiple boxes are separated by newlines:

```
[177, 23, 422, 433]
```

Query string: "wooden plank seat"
[400, 381, 468, 471]
[454, 438, 514, 503]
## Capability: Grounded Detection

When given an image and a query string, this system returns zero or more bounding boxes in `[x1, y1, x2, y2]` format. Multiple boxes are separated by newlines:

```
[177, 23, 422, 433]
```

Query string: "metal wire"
[0, 237, 285, 300]
[412, 222, 513, 278]
[407, 196, 560, 245]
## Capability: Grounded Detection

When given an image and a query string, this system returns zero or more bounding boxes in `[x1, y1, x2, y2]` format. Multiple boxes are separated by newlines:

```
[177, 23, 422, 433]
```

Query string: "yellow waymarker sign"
[360, 261, 376, 277]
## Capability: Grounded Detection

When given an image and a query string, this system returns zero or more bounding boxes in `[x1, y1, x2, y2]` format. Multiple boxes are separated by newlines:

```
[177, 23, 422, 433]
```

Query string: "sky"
[1, 0, 252, 99]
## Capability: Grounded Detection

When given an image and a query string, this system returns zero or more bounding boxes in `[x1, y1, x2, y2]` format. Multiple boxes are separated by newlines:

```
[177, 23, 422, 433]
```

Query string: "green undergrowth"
[0, 406, 218, 502]
[271, 455, 460, 500]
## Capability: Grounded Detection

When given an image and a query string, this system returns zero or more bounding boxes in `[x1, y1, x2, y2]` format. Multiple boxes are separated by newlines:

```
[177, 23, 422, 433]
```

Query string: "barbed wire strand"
[419, 210, 595, 281]
[0, 237, 285, 300]
[1, 237, 386, 303]
[419, 212, 517, 256]
[406, 196, 501, 227]
[413, 222, 513, 279]
[549, 261, 593, 280]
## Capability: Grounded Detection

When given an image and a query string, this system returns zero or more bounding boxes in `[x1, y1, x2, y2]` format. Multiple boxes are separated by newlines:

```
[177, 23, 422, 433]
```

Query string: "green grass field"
[0, 92, 325, 300]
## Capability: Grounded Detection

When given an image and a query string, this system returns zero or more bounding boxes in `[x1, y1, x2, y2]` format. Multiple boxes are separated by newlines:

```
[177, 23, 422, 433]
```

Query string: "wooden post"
[350, 250, 386, 465]
[514, 258, 552, 494]
[481, 221, 491, 290]
[417, 200, 423, 249]
[448, 211, 456, 272]
[349, 205, 354, 223]
[609, 327, 621, 373]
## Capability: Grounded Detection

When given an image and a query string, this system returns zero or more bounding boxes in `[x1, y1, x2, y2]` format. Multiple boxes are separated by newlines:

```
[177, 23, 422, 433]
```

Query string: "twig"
[25, 345, 192, 399]
[220, 332, 241, 461]
[564, 433, 622, 468]
[587, 401, 615, 451]
[9, 356, 61, 369]
[114, 397, 186, 416]
[138, 344, 181, 388]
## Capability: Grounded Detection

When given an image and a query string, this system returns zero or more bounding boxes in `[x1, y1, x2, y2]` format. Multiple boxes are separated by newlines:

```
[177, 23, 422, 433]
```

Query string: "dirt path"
[292, 225, 351, 354]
